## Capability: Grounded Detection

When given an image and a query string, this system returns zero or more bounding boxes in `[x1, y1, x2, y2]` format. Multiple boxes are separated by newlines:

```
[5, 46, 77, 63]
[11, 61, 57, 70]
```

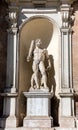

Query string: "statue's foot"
[43, 85, 49, 89]
[33, 85, 39, 89]
[29, 86, 35, 91]
[40, 86, 44, 89]
[40, 86, 49, 92]
[35, 87, 39, 90]
[44, 86, 49, 91]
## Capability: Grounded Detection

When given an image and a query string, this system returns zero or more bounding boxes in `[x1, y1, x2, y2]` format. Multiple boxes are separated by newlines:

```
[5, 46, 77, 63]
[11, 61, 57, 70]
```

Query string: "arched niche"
[18, 16, 60, 125]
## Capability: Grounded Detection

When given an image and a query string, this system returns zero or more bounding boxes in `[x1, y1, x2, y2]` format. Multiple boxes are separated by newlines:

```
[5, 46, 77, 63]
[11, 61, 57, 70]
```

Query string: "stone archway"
[18, 16, 60, 126]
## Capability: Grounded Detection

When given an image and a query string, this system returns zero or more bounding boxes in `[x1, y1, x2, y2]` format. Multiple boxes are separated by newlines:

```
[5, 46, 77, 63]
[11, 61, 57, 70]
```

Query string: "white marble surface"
[23, 90, 53, 127]
[23, 116, 53, 127]
[61, 97, 71, 116]
[23, 90, 53, 116]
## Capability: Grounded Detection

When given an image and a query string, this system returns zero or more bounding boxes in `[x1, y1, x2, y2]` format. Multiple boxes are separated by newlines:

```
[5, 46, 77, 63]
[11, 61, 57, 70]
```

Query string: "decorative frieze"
[5, 0, 77, 4]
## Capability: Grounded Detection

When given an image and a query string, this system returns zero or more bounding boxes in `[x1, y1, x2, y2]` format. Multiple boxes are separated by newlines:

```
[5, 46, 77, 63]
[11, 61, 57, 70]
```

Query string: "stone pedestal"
[0, 93, 18, 128]
[23, 90, 53, 128]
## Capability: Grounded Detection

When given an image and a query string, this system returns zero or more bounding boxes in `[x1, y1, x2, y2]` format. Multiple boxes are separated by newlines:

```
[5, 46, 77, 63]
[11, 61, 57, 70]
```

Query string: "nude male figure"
[27, 39, 51, 90]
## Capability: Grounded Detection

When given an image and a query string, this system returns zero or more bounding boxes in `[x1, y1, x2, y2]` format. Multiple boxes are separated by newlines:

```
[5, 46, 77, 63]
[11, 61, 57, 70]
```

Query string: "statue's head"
[35, 38, 42, 47]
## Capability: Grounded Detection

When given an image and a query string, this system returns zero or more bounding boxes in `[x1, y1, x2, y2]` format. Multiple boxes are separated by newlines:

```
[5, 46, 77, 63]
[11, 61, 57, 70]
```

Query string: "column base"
[0, 116, 18, 128]
[60, 117, 76, 128]
[23, 116, 53, 128]
[4, 87, 17, 93]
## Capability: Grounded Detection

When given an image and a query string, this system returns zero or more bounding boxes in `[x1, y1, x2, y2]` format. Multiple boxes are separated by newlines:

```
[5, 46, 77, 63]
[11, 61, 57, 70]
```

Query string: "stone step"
[0, 128, 54, 130]
[0, 127, 77, 130]
[55, 127, 77, 130]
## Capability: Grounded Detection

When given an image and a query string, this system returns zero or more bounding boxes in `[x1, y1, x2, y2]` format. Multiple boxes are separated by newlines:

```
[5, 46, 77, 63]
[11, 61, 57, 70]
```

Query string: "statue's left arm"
[45, 49, 51, 70]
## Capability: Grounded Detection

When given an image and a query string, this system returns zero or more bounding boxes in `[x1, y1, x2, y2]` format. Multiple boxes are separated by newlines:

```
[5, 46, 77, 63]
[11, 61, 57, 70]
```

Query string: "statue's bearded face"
[35, 39, 42, 47]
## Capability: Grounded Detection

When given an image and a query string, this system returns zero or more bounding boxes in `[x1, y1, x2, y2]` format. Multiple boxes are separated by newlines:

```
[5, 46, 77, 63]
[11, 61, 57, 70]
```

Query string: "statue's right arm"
[27, 40, 35, 62]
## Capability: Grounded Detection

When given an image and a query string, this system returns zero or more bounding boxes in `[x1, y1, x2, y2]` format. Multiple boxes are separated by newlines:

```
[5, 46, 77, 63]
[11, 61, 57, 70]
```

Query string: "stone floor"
[54, 128, 77, 130]
[0, 128, 54, 130]
[0, 127, 77, 130]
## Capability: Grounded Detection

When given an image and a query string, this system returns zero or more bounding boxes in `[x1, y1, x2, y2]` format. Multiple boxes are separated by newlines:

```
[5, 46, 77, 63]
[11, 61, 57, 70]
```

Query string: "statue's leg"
[39, 61, 48, 88]
[31, 73, 35, 88]
[32, 62, 39, 89]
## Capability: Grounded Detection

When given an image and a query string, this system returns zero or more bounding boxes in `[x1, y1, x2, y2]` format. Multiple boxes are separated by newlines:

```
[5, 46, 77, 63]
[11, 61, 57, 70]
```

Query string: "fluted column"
[5, 27, 18, 93]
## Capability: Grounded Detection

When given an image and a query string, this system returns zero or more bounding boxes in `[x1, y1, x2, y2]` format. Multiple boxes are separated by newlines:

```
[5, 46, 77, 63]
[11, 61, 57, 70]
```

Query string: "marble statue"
[27, 39, 51, 91]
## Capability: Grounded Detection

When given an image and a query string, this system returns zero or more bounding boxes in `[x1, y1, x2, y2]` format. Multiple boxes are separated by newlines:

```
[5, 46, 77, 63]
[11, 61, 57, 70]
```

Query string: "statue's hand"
[27, 56, 31, 62]
[46, 65, 51, 71]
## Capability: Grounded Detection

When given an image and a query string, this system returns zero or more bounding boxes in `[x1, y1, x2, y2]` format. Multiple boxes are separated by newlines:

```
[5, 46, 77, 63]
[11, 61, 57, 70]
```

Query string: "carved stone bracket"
[8, 6, 18, 28]
[60, 4, 75, 28]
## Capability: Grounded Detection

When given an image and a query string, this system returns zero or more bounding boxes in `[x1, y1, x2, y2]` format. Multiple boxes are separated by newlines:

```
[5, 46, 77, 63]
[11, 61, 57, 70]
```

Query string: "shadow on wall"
[51, 95, 59, 126]
[47, 55, 59, 126]
[47, 55, 56, 93]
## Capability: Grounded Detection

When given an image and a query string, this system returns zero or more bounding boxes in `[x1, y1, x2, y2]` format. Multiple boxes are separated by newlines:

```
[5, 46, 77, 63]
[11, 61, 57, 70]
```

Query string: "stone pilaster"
[5, 27, 18, 93]
[59, 4, 75, 128]
[0, 6, 19, 128]
[5, 6, 18, 93]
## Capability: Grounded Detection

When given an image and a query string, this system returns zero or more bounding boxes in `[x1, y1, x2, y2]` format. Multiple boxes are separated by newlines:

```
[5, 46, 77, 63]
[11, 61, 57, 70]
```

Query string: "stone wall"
[72, 1, 78, 117]
[0, 0, 8, 116]
[72, 1, 78, 91]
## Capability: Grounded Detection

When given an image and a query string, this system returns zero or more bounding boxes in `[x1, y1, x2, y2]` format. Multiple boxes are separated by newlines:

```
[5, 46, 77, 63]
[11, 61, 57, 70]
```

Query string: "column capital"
[7, 27, 18, 34]
[60, 27, 73, 32]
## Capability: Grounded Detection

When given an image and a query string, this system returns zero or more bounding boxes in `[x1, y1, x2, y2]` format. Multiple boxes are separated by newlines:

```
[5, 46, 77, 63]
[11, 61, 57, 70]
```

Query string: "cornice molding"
[60, 0, 77, 4]
[5, 0, 77, 5]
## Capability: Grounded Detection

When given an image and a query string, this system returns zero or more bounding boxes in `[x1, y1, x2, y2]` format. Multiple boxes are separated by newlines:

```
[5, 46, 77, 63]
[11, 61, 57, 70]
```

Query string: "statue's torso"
[33, 47, 46, 62]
